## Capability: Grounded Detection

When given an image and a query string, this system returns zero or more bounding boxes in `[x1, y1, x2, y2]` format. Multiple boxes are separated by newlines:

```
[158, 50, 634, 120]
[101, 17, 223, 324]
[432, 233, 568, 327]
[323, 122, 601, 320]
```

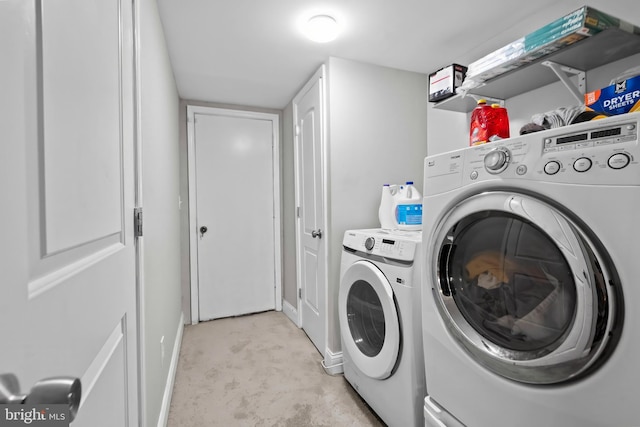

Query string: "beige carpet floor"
[167, 311, 385, 426]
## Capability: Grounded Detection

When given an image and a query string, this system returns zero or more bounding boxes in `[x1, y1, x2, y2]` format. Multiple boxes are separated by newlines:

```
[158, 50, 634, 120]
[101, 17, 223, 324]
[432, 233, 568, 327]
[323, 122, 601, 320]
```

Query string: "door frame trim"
[186, 105, 282, 324]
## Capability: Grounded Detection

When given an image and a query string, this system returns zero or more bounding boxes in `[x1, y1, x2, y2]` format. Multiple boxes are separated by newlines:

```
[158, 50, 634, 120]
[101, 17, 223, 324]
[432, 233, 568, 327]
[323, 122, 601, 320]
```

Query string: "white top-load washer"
[421, 112, 640, 427]
[339, 228, 425, 427]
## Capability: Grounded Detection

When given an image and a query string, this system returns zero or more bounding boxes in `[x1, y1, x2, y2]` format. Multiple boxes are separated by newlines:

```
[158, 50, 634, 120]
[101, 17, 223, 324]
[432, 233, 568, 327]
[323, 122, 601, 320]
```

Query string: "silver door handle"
[0, 373, 81, 422]
[311, 229, 322, 239]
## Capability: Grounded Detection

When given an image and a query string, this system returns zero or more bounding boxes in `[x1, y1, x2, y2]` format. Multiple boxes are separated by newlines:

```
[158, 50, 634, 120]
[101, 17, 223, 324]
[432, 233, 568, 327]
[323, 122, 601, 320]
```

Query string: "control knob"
[364, 237, 375, 251]
[484, 148, 511, 174]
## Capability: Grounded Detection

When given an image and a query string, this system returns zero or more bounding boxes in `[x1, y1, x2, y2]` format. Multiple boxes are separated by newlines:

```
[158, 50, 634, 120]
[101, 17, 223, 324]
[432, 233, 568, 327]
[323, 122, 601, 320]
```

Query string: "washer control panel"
[342, 230, 419, 263]
[424, 113, 640, 196]
[463, 114, 637, 186]
[539, 121, 637, 175]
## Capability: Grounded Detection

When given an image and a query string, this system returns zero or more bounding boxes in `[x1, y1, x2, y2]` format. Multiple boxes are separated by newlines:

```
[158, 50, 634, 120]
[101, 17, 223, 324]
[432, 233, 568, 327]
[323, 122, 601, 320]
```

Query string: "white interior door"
[0, 0, 138, 425]
[293, 67, 327, 354]
[190, 108, 280, 322]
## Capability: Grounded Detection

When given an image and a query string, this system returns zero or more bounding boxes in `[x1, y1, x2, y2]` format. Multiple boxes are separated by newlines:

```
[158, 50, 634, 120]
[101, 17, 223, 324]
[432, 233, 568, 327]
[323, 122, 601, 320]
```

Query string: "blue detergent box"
[585, 75, 640, 115]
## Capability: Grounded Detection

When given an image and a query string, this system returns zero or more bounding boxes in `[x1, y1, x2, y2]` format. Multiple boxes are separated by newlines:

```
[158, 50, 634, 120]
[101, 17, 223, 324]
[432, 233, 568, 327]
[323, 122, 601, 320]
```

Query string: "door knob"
[199, 226, 208, 236]
[311, 229, 322, 239]
[0, 373, 82, 422]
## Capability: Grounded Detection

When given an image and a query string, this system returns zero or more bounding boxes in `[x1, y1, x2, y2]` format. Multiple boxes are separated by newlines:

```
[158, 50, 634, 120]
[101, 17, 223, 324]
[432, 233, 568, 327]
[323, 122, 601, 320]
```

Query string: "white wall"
[325, 57, 429, 351]
[426, 104, 468, 155]
[281, 102, 297, 307]
[138, 0, 182, 425]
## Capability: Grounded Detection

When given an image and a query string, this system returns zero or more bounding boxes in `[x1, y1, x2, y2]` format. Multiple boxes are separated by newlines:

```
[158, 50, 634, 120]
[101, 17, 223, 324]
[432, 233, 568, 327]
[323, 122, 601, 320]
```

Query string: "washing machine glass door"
[339, 260, 400, 380]
[429, 191, 621, 384]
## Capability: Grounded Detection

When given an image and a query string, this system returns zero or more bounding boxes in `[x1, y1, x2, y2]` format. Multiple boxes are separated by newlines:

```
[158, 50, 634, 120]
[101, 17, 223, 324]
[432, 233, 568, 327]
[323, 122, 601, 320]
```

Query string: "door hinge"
[134, 207, 143, 238]
[298, 288, 302, 299]
[296, 206, 300, 218]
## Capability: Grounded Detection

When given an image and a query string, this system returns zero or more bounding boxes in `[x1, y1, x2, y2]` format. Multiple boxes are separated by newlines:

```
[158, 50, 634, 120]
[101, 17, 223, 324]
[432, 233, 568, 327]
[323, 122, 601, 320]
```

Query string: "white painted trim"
[186, 106, 282, 323]
[271, 112, 283, 311]
[282, 299, 300, 327]
[157, 312, 184, 427]
[319, 64, 331, 365]
[79, 320, 125, 409]
[186, 106, 199, 324]
[135, 238, 147, 424]
[28, 241, 123, 299]
[132, 0, 146, 424]
[321, 349, 344, 376]
[291, 100, 302, 327]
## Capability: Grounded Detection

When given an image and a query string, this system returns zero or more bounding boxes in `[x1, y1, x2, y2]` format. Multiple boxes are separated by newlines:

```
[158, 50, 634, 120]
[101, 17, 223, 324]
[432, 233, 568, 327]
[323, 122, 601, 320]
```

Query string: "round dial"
[364, 237, 375, 251]
[484, 148, 510, 174]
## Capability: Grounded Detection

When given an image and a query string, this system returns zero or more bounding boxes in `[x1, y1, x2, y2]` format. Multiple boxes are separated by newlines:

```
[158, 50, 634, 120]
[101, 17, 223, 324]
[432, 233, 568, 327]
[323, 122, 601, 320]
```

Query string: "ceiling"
[156, 0, 619, 110]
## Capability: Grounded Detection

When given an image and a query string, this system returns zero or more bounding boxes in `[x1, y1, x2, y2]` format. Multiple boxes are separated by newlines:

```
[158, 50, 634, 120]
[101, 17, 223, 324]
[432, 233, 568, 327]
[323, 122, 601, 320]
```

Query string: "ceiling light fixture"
[304, 14, 339, 43]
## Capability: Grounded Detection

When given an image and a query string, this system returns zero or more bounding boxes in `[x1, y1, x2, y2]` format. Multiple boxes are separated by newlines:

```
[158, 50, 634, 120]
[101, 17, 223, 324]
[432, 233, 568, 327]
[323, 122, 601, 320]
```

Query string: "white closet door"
[293, 67, 327, 354]
[194, 110, 277, 321]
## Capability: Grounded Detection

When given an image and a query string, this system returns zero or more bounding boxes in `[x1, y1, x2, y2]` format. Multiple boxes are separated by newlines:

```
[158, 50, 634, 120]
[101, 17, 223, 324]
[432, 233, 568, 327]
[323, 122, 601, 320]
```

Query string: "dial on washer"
[484, 148, 510, 174]
[365, 237, 375, 251]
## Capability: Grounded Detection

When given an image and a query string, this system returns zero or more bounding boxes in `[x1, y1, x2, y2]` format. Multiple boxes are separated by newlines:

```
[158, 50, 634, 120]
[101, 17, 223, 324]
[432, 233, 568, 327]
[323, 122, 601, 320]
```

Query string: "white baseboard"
[157, 312, 185, 427]
[282, 299, 300, 327]
[321, 349, 343, 375]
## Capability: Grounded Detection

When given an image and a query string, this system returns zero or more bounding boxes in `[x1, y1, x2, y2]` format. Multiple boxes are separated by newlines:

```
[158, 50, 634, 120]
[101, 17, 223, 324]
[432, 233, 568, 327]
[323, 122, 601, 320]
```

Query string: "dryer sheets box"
[585, 75, 640, 116]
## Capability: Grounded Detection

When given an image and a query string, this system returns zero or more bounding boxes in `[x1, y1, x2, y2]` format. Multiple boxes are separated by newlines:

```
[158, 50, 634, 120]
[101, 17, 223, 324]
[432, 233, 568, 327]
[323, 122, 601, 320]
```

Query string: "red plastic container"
[469, 100, 510, 146]
[489, 103, 510, 140]
[469, 99, 492, 146]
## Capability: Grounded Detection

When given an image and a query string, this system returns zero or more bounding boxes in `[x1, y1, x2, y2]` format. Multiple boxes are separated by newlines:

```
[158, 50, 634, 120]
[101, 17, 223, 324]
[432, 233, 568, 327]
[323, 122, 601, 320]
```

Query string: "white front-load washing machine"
[339, 228, 425, 427]
[420, 112, 640, 427]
